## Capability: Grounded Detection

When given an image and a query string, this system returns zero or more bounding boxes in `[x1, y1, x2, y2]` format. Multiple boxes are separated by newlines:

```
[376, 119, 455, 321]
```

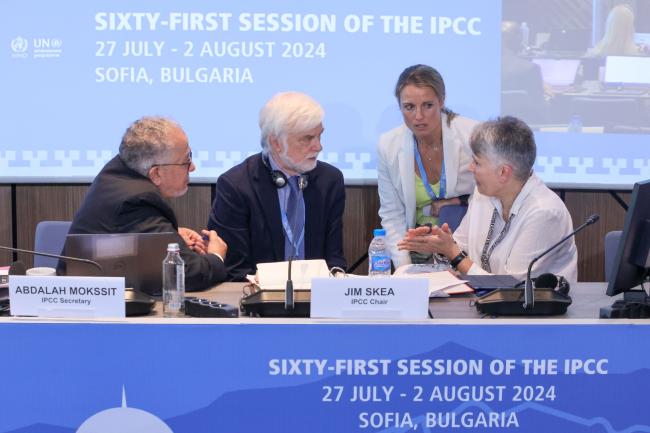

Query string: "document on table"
[248, 259, 331, 290]
[394, 264, 473, 297]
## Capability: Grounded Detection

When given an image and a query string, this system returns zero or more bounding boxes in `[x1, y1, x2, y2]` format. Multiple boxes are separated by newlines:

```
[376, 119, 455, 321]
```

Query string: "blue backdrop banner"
[1, 322, 649, 432]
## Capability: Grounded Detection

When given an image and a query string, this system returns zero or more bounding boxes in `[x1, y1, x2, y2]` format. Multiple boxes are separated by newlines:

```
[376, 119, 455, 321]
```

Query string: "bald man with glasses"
[65, 116, 228, 291]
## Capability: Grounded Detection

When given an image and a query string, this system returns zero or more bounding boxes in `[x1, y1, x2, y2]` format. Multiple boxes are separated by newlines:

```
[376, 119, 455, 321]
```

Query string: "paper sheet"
[254, 259, 331, 290]
[394, 264, 473, 296]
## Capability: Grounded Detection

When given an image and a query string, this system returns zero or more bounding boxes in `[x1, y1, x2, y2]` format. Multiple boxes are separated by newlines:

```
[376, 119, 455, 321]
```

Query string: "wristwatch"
[449, 250, 468, 270]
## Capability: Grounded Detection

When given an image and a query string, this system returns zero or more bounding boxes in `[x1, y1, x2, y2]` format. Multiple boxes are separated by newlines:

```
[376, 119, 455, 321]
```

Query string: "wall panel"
[564, 190, 630, 283]
[14, 185, 89, 267]
[5, 183, 630, 282]
[342, 186, 381, 274]
[168, 185, 213, 232]
[0, 186, 12, 264]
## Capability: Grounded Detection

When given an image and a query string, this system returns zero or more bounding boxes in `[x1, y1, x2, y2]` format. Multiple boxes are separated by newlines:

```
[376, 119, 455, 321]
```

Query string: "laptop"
[603, 56, 650, 92]
[461, 274, 521, 295]
[63, 232, 178, 296]
[532, 58, 581, 90]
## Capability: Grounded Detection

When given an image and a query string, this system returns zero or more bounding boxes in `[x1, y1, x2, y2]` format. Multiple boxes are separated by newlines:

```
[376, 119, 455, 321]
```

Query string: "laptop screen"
[63, 232, 178, 296]
[532, 58, 580, 87]
[604, 56, 650, 86]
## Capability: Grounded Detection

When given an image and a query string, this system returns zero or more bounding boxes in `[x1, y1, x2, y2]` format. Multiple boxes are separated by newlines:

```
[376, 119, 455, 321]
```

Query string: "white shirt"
[453, 174, 578, 285]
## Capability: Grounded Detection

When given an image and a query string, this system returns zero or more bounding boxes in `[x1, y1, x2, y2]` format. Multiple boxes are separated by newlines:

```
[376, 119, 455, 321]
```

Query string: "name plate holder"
[311, 277, 429, 320]
[9, 275, 125, 318]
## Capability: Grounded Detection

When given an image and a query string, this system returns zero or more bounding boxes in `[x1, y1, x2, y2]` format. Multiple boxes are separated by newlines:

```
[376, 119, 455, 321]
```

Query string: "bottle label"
[370, 255, 391, 272]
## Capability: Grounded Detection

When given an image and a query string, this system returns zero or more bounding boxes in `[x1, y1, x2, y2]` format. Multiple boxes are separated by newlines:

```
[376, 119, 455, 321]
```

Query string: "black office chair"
[604, 230, 622, 282]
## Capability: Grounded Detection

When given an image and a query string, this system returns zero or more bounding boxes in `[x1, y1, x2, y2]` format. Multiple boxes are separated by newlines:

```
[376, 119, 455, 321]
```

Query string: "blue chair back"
[604, 230, 622, 282]
[34, 221, 72, 268]
[438, 204, 468, 232]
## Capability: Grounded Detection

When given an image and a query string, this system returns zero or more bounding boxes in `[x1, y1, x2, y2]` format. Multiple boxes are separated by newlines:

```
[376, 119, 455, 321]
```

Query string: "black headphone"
[534, 273, 570, 295]
[262, 153, 308, 190]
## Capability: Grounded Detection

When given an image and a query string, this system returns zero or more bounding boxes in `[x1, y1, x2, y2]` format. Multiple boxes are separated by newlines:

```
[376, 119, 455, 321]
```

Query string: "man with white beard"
[208, 91, 346, 281]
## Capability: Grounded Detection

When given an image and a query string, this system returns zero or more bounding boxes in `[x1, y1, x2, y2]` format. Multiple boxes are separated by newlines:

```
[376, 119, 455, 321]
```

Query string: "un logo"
[11, 36, 28, 53]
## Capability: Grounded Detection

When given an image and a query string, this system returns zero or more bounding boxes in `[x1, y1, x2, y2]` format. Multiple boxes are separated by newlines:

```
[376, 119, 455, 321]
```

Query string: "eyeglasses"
[151, 151, 193, 170]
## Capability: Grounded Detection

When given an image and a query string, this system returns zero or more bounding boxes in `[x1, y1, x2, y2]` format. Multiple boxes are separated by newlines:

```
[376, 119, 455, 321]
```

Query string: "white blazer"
[377, 113, 478, 268]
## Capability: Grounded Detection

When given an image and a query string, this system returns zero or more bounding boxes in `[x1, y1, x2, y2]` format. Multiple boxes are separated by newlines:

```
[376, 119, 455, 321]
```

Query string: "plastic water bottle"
[520, 22, 530, 50]
[163, 243, 185, 317]
[568, 114, 583, 133]
[368, 229, 391, 276]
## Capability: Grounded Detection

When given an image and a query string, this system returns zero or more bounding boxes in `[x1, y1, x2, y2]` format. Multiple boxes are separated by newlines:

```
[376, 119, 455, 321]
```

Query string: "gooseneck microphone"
[285, 260, 294, 310]
[0, 245, 104, 273]
[523, 213, 600, 309]
[285, 176, 308, 311]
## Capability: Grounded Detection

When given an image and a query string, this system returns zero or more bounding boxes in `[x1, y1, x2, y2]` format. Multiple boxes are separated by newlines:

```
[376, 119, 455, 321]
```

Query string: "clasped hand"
[178, 227, 228, 258]
[397, 223, 456, 258]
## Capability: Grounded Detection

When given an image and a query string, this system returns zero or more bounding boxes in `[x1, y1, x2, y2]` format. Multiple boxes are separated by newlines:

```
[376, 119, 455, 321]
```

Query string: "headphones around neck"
[262, 153, 309, 190]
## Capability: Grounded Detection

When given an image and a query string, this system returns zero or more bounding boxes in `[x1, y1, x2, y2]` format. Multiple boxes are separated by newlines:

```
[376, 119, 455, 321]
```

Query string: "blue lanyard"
[414, 139, 446, 200]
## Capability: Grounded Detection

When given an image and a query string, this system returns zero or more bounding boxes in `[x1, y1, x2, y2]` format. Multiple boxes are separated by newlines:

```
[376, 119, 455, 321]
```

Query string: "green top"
[415, 174, 440, 227]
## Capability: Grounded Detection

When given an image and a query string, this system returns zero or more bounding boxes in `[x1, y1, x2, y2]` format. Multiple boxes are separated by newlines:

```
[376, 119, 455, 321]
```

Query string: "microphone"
[0, 245, 104, 273]
[284, 174, 309, 311]
[523, 213, 600, 309]
[285, 175, 307, 311]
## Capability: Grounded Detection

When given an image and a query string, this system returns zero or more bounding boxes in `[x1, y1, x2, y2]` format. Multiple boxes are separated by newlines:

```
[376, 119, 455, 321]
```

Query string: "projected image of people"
[500, 20, 547, 125]
[587, 4, 647, 57]
[501, 0, 650, 135]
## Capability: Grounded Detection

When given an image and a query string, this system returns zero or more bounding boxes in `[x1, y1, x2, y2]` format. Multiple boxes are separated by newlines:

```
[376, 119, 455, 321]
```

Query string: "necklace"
[415, 136, 442, 161]
[420, 144, 441, 161]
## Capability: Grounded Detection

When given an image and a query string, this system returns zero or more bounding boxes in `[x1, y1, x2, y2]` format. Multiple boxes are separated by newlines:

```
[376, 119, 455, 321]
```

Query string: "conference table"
[187, 281, 613, 320]
[1, 282, 649, 433]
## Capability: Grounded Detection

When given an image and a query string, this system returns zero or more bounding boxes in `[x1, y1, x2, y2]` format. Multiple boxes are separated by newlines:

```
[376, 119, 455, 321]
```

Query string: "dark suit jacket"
[208, 153, 346, 281]
[65, 156, 226, 291]
[501, 48, 547, 124]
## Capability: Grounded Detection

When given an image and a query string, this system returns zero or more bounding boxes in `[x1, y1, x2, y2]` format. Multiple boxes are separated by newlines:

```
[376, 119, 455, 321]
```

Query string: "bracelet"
[449, 250, 468, 270]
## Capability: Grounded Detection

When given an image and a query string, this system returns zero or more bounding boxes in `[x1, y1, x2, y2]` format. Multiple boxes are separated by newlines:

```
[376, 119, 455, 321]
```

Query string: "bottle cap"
[373, 228, 386, 236]
[167, 242, 180, 252]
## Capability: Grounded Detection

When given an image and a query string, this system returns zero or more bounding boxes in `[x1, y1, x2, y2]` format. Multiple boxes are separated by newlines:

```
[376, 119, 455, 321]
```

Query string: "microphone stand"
[0, 245, 104, 273]
[285, 175, 307, 312]
[285, 256, 294, 311]
[523, 214, 599, 309]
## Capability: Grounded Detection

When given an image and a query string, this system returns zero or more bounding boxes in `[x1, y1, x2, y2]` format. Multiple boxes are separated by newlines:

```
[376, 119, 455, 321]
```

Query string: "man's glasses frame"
[151, 151, 193, 170]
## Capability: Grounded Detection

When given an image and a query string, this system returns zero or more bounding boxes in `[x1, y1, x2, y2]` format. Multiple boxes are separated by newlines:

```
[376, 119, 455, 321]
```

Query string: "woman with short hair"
[398, 116, 578, 284]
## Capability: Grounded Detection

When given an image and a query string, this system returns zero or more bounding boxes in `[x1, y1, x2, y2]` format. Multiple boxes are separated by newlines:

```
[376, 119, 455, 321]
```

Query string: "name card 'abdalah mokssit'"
[9, 275, 125, 318]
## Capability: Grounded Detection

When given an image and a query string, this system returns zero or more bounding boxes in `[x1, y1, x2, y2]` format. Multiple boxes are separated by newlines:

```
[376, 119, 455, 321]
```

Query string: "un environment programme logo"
[33, 37, 63, 58]
[76, 386, 174, 433]
[10, 36, 28, 58]
[10, 36, 63, 59]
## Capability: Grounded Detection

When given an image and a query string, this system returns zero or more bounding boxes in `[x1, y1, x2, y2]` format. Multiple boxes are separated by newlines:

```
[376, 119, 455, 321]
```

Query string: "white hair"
[258, 92, 324, 150]
[470, 116, 536, 181]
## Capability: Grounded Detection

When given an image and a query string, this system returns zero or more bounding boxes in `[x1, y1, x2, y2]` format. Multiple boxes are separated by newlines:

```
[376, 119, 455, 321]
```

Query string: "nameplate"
[9, 275, 125, 318]
[310, 277, 429, 320]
